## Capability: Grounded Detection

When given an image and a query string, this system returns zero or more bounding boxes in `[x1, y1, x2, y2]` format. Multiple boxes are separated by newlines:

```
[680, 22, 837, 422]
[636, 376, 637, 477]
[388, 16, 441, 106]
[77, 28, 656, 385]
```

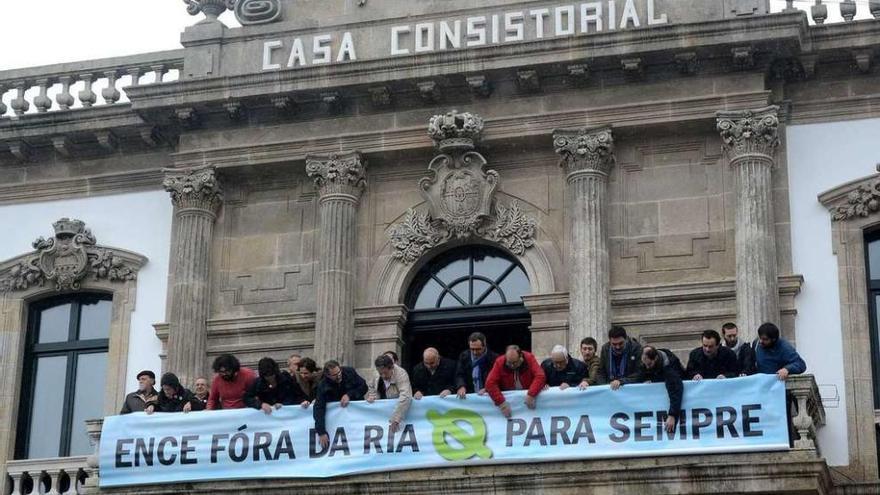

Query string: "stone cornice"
[171, 91, 771, 169]
[125, 14, 806, 110]
[0, 169, 163, 206]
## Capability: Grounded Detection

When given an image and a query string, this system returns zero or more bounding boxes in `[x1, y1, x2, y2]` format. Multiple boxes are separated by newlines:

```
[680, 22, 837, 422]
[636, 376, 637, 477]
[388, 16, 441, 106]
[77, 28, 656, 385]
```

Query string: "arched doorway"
[403, 245, 532, 367]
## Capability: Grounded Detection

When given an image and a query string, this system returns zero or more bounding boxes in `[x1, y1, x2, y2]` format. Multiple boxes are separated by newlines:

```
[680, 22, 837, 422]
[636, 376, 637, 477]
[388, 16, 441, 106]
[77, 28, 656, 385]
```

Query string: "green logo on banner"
[426, 409, 493, 461]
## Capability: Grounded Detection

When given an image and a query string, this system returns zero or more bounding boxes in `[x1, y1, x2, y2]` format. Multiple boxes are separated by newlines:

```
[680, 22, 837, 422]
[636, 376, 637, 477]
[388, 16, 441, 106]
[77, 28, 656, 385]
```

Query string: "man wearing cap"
[120, 370, 159, 414]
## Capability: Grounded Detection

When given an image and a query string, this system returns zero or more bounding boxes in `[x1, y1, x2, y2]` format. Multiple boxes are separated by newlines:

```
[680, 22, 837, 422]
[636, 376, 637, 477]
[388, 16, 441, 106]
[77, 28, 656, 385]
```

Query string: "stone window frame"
[819, 172, 880, 480]
[0, 243, 146, 468]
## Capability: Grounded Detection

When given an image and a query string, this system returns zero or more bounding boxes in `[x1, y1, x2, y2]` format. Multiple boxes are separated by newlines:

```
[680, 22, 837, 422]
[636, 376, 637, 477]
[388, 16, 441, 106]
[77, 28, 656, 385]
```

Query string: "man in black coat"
[411, 347, 457, 399]
[541, 345, 589, 389]
[455, 332, 499, 398]
[686, 329, 739, 380]
[314, 360, 368, 449]
[597, 326, 643, 388]
[631, 346, 685, 434]
[145, 373, 203, 414]
[721, 322, 757, 376]
[120, 370, 158, 414]
[245, 357, 308, 413]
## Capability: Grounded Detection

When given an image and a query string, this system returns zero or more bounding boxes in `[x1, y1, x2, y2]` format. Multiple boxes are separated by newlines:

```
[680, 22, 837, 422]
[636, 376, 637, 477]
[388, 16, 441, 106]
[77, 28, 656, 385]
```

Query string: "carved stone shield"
[420, 152, 498, 238]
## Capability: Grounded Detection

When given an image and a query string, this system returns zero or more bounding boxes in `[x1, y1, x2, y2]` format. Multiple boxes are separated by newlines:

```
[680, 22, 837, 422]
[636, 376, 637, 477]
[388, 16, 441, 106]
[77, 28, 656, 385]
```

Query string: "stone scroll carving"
[388, 110, 537, 263]
[184, 0, 282, 25]
[0, 218, 144, 292]
[831, 179, 880, 221]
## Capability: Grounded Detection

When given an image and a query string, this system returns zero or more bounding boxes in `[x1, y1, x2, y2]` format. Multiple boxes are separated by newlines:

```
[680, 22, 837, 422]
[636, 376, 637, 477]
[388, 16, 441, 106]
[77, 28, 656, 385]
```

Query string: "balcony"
[774, 0, 880, 24]
[4, 375, 855, 495]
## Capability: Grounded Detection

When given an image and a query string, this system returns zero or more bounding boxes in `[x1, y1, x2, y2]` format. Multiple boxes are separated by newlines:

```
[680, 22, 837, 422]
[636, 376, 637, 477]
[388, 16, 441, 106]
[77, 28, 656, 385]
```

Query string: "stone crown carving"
[553, 126, 615, 174]
[716, 106, 780, 160]
[831, 179, 880, 221]
[388, 111, 537, 263]
[428, 110, 485, 152]
[0, 218, 146, 292]
[305, 151, 367, 199]
[163, 166, 224, 212]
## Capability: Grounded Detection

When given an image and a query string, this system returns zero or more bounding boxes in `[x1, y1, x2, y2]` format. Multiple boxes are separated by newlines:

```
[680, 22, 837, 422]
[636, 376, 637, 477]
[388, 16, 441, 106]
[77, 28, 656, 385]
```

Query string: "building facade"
[0, 0, 879, 493]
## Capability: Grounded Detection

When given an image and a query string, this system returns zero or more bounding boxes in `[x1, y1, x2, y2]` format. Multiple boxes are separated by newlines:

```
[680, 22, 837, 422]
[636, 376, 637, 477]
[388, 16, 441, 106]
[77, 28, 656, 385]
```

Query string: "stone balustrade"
[778, 0, 880, 23]
[6, 456, 92, 495]
[788, 374, 827, 453]
[0, 50, 183, 118]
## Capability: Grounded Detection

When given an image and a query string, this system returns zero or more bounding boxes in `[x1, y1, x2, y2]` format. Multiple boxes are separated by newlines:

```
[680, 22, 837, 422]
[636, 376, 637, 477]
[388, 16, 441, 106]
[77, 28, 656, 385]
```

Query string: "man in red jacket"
[485, 345, 546, 418]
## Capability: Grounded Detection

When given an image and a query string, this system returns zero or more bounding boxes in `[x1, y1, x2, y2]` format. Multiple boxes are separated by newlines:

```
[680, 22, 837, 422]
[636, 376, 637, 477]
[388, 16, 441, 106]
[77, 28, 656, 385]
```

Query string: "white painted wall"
[0, 190, 172, 397]
[787, 117, 880, 466]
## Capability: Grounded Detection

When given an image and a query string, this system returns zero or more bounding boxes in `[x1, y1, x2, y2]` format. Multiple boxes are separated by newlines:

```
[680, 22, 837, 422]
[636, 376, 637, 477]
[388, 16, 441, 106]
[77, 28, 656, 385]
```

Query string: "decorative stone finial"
[184, 0, 232, 22]
[553, 126, 615, 175]
[163, 166, 224, 212]
[305, 152, 367, 200]
[716, 106, 780, 161]
[231, 0, 282, 24]
[428, 110, 484, 152]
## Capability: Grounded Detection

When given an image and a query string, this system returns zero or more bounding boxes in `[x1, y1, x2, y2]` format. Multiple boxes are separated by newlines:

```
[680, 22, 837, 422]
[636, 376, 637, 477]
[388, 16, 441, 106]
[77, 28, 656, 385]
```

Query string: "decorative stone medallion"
[388, 110, 538, 263]
[0, 218, 143, 292]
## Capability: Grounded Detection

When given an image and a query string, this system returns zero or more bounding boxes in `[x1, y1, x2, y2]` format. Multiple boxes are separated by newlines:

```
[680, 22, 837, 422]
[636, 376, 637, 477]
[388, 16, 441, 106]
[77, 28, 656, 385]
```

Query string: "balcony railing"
[5, 419, 101, 495]
[774, 0, 880, 24]
[0, 50, 183, 119]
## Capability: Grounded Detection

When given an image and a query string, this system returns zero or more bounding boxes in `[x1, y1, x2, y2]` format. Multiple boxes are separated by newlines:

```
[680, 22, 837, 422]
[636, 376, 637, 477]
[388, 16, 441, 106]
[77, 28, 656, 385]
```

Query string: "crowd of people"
[120, 321, 806, 439]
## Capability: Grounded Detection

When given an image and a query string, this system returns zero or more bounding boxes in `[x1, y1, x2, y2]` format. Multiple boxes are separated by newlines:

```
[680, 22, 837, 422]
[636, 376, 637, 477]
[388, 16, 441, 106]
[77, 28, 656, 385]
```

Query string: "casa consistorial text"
[261, 0, 668, 70]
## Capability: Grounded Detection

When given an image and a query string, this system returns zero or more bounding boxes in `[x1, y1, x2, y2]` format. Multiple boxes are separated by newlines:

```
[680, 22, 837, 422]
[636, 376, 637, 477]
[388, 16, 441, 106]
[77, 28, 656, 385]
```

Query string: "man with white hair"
[411, 347, 457, 399]
[541, 345, 590, 390]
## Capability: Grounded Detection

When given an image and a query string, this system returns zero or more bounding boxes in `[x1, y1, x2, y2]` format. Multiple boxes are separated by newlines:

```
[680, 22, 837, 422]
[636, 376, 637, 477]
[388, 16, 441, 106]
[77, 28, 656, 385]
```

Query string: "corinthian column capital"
[553, 126, 615, 178]
[716, 106, 780, 163]
[306, 151, 367, 201]
[162, 166, 223, 213]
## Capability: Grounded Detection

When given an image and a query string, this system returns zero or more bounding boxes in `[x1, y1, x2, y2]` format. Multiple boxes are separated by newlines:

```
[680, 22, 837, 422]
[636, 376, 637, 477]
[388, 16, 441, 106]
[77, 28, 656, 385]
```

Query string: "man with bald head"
[411, 347, 457, 399]
[485, 345, 546, 418]
[541, 345, 589, 390]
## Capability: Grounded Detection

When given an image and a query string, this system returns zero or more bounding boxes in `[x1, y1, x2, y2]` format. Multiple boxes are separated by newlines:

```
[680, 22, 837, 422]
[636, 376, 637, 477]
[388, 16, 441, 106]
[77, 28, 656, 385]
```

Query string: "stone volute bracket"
[388, 110, 538, 263]
[0, 218, 146, 292]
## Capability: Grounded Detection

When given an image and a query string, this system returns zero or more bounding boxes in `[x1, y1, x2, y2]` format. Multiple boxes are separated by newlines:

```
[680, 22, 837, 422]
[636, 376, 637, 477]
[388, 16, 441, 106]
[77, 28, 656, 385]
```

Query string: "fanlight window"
[407, 246, 530, 310]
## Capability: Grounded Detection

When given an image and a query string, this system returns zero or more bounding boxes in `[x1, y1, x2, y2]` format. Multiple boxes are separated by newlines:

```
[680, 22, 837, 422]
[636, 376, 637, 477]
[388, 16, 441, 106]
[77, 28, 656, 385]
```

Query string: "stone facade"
[2, 0, 880, 493]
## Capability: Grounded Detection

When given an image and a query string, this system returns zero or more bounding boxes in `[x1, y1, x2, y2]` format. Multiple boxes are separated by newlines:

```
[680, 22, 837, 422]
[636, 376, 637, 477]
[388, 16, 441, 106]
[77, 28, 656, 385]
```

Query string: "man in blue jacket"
[755, 322, 806, 380]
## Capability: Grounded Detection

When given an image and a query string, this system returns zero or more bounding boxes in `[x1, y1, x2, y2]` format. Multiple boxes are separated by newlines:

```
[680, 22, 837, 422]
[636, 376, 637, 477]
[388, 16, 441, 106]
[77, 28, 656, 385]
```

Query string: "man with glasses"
[206, 353, 257, 410]
[313, 360, 368, 449]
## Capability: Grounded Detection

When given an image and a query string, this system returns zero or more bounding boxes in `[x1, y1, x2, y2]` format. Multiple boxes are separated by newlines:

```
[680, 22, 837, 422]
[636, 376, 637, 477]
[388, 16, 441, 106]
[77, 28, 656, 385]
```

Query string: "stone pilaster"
[306, 152, 366, 366]
[716, 106, 781, 341]
[553, 126, 615, 346]
[162, 166, 223, 386]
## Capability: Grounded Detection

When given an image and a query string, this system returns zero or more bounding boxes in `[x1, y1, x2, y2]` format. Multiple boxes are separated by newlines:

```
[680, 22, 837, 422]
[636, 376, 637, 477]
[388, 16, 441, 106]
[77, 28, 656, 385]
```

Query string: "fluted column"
[306, 152, 366, 366]
[162, 166, 223, 386]
[717, 106, 781, 342]
[553, 127, 615, 345]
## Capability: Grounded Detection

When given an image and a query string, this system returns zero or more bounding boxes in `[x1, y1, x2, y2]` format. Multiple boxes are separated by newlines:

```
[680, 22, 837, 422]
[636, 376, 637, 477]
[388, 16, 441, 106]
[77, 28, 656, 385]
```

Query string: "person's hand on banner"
[610, 380, 622, 391]
[499, 401, 512, 418]
[716, 375, 726, 379]
[300, 400, 310, 409]
[524, 394, 536, 409]
[439, 389, 451, 398]
[693, 374, 703, 381]
[776, 368, 790, 381]
[389, 420, 400, 433]
[274, 403, 283, 410]
[144, 404, 155, 415]
[366, 393, 376, 404]
[665, 415, 677, 434]
[477, 388, 487, 396]
[261, 403, 273, 415]
[182, 402, 192, 413]
[319, 433, 330, 449]
[341, 394, 351, 407]
[456, 386, 467, 399]
[414, 391, 423, 400]
[559, 383, 570, 391]
[578, 379, 589, 390]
